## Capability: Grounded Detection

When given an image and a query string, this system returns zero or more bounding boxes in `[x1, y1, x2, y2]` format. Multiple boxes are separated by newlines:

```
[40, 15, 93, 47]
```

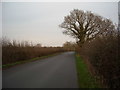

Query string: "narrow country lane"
[3, 52, 78, 88]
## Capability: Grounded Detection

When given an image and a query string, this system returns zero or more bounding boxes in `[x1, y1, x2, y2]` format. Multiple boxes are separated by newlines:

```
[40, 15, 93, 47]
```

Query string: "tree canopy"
[59, 9, 115, 47]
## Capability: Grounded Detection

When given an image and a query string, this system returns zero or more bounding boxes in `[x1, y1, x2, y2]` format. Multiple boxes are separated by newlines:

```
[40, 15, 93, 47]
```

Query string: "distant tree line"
[63, 41, 77, 51]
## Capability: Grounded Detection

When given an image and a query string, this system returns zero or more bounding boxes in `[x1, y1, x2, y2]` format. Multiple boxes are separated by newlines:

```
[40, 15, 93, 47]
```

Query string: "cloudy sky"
[2, 2, 118, 46]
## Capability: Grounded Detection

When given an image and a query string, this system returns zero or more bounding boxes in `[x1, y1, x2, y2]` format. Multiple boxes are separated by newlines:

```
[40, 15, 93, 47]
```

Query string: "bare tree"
[63, 41, 76, 51]
[35, 43, 42, 47]
[59, 9, 115, 47]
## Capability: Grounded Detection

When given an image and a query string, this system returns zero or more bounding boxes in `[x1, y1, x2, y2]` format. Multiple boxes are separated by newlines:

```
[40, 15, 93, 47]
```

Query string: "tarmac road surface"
[3, 52, 78, 88]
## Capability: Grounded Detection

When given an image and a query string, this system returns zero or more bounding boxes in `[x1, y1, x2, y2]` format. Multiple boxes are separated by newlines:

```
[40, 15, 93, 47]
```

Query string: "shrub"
[80, 31, 120, 88]
[2, 39, 65, 65]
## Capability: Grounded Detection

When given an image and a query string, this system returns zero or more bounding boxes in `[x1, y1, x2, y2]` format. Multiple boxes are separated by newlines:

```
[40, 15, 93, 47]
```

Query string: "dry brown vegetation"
[79, 31, 120, 88]
[2, 38, 66, 65]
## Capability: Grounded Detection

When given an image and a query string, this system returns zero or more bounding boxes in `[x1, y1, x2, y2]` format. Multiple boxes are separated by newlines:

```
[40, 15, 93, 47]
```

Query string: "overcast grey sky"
[2, 2, 118, 46]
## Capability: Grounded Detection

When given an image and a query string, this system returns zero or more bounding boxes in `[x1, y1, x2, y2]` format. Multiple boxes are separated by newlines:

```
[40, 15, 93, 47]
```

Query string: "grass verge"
[2, 52, 63, 69]
[75, 53, 100, 88]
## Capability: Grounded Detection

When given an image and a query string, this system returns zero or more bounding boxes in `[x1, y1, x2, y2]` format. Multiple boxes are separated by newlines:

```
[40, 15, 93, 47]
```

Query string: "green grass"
[2, 52, 62, 69]
[75, 53, 100, 88]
